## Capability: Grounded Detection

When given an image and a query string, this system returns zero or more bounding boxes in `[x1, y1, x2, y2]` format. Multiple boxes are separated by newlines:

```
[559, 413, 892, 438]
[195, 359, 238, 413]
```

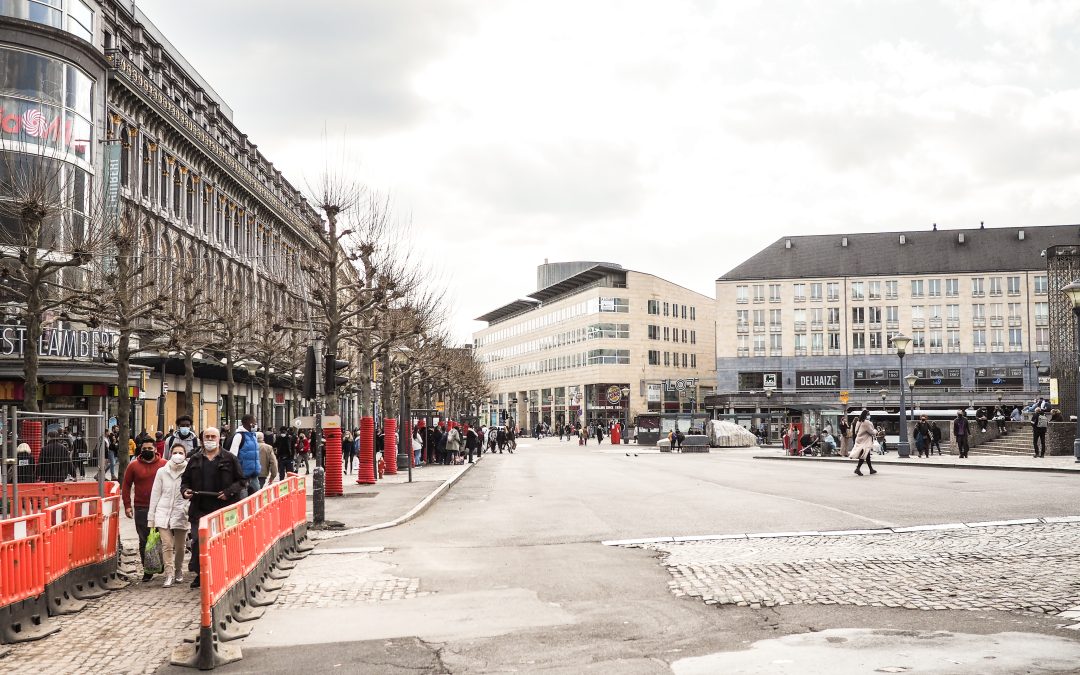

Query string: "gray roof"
[720, 224, 1080, 281]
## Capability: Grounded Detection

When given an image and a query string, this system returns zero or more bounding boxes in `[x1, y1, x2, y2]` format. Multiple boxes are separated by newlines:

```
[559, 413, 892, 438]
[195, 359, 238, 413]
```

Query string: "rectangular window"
[810, 307, 823, 324]
[681, 305, 687, 319]
[1035, 302, 1049, 324]
[681, 353, 688, 368]
[928, 304, 941, 320]
[992, 328, 1004, 346]
[648, 325, 660, 340]
[690, 330, 696, 344]
[663, 351, 670, 366]
[770, 334, 782, 350]
[989, 277, 1003, 296]
[769, 284, 782, 302]
[947, 304, 960, 321]
[681, 329, 688, 343]
[910, 280, 924, 298]
[753, 309, 765, 327]
[827, 282, 839, 301]
[828, 333, 840, 350]
[973, 329, 986, 347]
[972, 303, 985, 320]
[812, 333, 824, 351]
[736, 311, 748, 327]
[1008, 302, 1022, 318]
[1036, 327, 1049, 347]
[691, 354, 697, 368]
[1009, 328, 1023, 347]
[945, 278, 959, 297]
[972, 277, 985, 296]
[990, 303, 1003, 319]
[649, 299, 661, 314]
[851, 307, 864, 323]
[911, 305, 924, 320]
[754, 335, 765, 353]
[737, 335, 748, 353]
[770, 309, 782, 326]
[793, 283, 806, 301]
[794, 334, 807, 351]
[1007, 276, 1021, 295]
[794, 308, 807, 324]
[929, 330, 942, 348]
[690, 306, 696, 320]
[810, 283, 823, 301]
[752, 285, 765, 302]
[1034, 275, 1048, 295]
[648, 350, 660, 365]
[672, 351, 679, 368]
[886, 306, 899, 322]
[663, 326, 669, 341]
[948, 330, 960, 348]
[912, 330, 925, 348]
[928, 279, 941, 297]
[598, 297, 629, 313]
[851, 281, 864, 300]
[663, 302, 670, 316]
[851, 332, 865, 349]
[868, 280, 881, 300]
[827, 307, 840, 324]
[868, 306, 882, 323]
[869, 331, 883, 349]
[885, 280, 898, 299]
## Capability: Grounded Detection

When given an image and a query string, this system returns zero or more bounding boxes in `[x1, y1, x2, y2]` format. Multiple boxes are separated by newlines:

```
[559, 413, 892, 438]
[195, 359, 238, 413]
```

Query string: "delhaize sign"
[0, 104, 78, 151]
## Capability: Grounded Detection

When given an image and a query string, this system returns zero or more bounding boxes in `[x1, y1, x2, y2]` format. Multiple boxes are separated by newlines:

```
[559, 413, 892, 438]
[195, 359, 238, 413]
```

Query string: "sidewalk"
[308, 459, 477, 535]
[0, 461, 477, 674]
[755, 447, 1080, 473]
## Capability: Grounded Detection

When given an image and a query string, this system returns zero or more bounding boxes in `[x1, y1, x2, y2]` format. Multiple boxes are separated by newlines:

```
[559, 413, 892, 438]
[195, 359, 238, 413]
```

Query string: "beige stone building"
[473, 262, 716, 432]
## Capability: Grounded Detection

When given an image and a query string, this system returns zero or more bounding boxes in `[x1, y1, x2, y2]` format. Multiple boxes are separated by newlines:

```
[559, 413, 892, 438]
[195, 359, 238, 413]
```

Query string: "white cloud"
[137, 0, 1080, 340]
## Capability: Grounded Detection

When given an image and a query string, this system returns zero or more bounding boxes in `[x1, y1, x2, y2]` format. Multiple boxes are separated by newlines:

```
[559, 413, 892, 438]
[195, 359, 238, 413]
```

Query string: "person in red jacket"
[122, 437, 166, 582]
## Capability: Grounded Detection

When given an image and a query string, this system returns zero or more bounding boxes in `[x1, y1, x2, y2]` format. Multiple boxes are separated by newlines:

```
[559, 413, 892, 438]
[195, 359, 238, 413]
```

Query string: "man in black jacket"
[274, 426, 295, 479]
[38, 430, 73, 482]
[181, 426, 245, 588]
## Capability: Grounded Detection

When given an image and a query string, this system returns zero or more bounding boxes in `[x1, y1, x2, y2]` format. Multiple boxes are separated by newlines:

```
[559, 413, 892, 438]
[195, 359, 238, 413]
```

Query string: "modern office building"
[711, 225, 1075, 438]
[473, 262, 716, 432]
[0, 1, 329, 432]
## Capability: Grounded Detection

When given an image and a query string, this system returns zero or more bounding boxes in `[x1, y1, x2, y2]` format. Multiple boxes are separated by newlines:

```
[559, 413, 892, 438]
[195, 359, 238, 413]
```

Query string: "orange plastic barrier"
[173, 474, 310, 669]
[0, 512, 57, 642]
[3, 482, 119, 519]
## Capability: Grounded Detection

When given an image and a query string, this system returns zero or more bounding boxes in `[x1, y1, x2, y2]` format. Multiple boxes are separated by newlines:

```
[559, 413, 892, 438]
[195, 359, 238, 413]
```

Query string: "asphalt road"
[185, 440, 1080, 674]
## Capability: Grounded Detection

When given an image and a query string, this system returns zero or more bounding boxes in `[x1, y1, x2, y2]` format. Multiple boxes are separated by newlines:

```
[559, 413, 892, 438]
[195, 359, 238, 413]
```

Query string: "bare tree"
[154, 269, 214, 421]
[206, 284, 257, 426]
[0, 141, 107, 411]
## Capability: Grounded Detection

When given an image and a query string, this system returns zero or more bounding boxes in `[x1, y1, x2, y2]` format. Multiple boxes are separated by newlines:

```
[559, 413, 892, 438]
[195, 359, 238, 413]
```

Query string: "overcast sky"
[138, 0, 1080, 341]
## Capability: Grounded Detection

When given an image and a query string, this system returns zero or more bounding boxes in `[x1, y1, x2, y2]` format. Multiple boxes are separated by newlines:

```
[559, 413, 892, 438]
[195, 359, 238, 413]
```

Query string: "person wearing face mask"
[165, 415, 201, 458]
[180, 427, 244, 588]
[148, 442, 191, 587]
[121, 438, 167, 581]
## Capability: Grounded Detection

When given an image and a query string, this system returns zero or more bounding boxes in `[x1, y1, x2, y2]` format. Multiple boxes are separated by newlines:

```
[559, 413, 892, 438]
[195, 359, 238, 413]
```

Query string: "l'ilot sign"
[0, 105, 78, 149]
[0, 325, 118, 360]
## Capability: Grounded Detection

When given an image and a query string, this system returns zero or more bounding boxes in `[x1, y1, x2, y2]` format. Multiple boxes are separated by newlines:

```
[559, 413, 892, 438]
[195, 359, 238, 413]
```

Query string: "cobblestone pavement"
[274, 549, 427, 608]
[0, 550, 199, 675]
[631, 522, 1080, 622]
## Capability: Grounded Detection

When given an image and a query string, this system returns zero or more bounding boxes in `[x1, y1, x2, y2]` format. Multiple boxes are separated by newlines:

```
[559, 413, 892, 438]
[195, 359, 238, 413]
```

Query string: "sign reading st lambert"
[0, 325, 118, 360]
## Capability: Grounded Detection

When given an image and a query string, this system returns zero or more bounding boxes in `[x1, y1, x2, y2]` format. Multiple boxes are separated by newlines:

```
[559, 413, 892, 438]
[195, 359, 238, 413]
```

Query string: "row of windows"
[646, 350, 698, 368]
[481, 323, 630, 363]
[646, 299, 697, 319]
[735, 276, 1049, 303]
[1, 0, 95, 44]
[476, 296, 629, 347]
[646, 325, 697, 344]
[485, 349, 631, 381]
[735, 328, 1047, 354]
[737, 303, 1049, 327]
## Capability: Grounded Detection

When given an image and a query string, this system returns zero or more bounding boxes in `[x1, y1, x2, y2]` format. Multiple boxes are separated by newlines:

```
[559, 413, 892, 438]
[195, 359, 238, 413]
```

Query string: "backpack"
[236, 430, 261, 478]
[1037, 414, 1049, 429]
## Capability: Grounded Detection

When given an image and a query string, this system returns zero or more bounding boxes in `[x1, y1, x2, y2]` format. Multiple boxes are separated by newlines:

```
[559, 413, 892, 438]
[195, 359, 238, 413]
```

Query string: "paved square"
[632, 522, 1080, 616]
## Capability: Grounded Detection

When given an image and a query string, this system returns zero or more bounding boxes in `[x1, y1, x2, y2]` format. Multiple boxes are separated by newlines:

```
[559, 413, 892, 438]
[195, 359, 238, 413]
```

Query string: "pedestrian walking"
[164, 415, 201, 458]
[180, 427, 244, 588]
[445, 422, 462, 463]
[275, 427, 295, 479]
[296, 432, 310, 474]
[148, 442, 190, 587]
[122, 437, 166, 581]
[413, 427, 425, 466]
[952, 410, 971, 458]
[229, 414, 261, 495]
[929, 422, 942, 455]
[849, 409, 877, 476]
[257, 432, 278, 485]
[37, 430, 74, 482]
[913, 416, 931, 458]
[71, 428, 88, 478]
[465, 425, 478, 464]
[1032, 408, 1048, 457]
[96, 426, 117, 481]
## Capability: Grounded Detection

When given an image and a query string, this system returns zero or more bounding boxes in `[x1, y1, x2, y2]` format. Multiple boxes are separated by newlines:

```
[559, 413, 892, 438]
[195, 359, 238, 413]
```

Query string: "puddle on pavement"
[671, 629, 1080, 674]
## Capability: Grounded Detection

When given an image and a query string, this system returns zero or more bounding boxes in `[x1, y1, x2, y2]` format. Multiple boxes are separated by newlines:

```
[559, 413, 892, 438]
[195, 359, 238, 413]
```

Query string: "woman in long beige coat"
[849, 409, 878, 476]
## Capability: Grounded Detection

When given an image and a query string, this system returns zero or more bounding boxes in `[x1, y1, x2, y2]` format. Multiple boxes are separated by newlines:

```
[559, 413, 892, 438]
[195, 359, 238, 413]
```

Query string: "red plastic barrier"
[383, 418, 397, 475]
[356, 417, 376, 485]
[0, 512, 46, 608]
[101, 495, 120, 559]
[323, 427, 343, 497]
[42, 504, 71, 587]
[66, 498, 101, 570]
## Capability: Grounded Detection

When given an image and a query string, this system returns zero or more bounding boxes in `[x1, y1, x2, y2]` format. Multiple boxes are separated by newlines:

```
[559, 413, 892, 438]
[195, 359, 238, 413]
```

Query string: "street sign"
[839, 390, 849, 404]
[292, 415, 341, 429]
[435, 401, 445, 412]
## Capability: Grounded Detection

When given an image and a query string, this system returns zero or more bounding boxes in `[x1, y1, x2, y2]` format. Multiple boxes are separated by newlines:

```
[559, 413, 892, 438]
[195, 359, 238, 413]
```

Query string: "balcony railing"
[770, 325, 783, 333]
[793, 322, 806, 332]
[886, 320, 899, 329]
[754, 349, 766, 357]
[810, 321, 823, 331]
[990, 317, 1004, 327]
[974, 345, 986, 352]
[973, 318, 985, 327]
[770, 348, 783, 356]
[852, 348, 865, 355]
[736, 297, 748, 304]
[947, 319, 959, 328]
[794, 348, 807, 356]
[1035, 317, 1049, 327]
[929, 318, 942, 328]
[753, 324, 765, 333]
[911, 319, 924, 329]
[828, 348, 841, 356]
[1008, 317, 1022, 326]
[737, 348, 749, 357]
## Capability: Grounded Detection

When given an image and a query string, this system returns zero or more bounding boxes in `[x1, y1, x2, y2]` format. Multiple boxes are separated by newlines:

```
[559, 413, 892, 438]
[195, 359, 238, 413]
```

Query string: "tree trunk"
[380, 351, 393, 422]
[184, 352, 195, 418]
[358, 342, 372, 417]
[22, 283, 41, 413]
[225, 354, 235, 428]
[115, 324, 132, 482]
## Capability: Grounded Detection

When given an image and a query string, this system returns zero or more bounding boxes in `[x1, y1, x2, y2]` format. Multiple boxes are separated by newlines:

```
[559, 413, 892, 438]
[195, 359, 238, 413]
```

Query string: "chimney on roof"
[980, 221, 985, 229]
[899, 234, 906, 245]
[932, 223, 937, 231]
[958, 233, 965, 244]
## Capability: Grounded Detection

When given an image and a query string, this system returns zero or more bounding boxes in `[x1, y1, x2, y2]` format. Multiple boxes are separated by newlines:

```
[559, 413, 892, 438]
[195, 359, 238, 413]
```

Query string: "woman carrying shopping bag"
[148, 442, 191, 587]
[848, 409, 878, 477]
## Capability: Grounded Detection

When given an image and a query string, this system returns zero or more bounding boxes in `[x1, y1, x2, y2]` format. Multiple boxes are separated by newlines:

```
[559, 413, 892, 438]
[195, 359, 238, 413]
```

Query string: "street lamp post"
[764, 388, 773, 444]
[891, 333, 913, 458]
[621, 386, 631, 444]
[1030, 358, 1042, 395]
[1060, 280, 1080, 462]
[906, 373, 918, 414]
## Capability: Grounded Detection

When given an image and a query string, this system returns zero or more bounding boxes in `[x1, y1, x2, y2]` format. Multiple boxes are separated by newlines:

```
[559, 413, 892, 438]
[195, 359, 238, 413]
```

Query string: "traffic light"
[302, 345, 318, 400]
[325, 350, 349, 395]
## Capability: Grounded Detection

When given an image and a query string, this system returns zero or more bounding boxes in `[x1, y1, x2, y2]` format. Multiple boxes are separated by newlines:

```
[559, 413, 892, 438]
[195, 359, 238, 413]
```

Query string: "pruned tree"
[155, 268, 214, 421]
[0, 141, 108, 411]
[207, 284, 257, 426]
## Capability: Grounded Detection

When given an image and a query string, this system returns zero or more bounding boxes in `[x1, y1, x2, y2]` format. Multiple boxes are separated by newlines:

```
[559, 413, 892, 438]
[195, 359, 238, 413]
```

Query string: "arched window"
[160, 156, 169, 210]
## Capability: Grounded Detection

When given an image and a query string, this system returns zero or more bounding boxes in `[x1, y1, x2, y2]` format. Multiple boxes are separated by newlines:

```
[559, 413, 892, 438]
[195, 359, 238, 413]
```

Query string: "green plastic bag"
[143, 527, 164, 575]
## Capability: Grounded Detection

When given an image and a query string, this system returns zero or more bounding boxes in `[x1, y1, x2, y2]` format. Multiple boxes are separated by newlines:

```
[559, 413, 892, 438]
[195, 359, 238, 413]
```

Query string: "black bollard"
[312, 465, 325, 525]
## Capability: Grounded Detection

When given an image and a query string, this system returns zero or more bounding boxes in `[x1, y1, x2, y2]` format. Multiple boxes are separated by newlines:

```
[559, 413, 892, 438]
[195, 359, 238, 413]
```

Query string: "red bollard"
[356, 417, 376, 485]
[611, 425, 621, 445]
[324, 426, 343, 496]
[383, 418, 398, 475]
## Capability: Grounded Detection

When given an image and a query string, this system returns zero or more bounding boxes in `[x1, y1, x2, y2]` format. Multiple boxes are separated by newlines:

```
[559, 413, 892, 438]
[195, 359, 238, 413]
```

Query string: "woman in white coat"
[148, 442, 191, 586]
[849, 409, 878, 477]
